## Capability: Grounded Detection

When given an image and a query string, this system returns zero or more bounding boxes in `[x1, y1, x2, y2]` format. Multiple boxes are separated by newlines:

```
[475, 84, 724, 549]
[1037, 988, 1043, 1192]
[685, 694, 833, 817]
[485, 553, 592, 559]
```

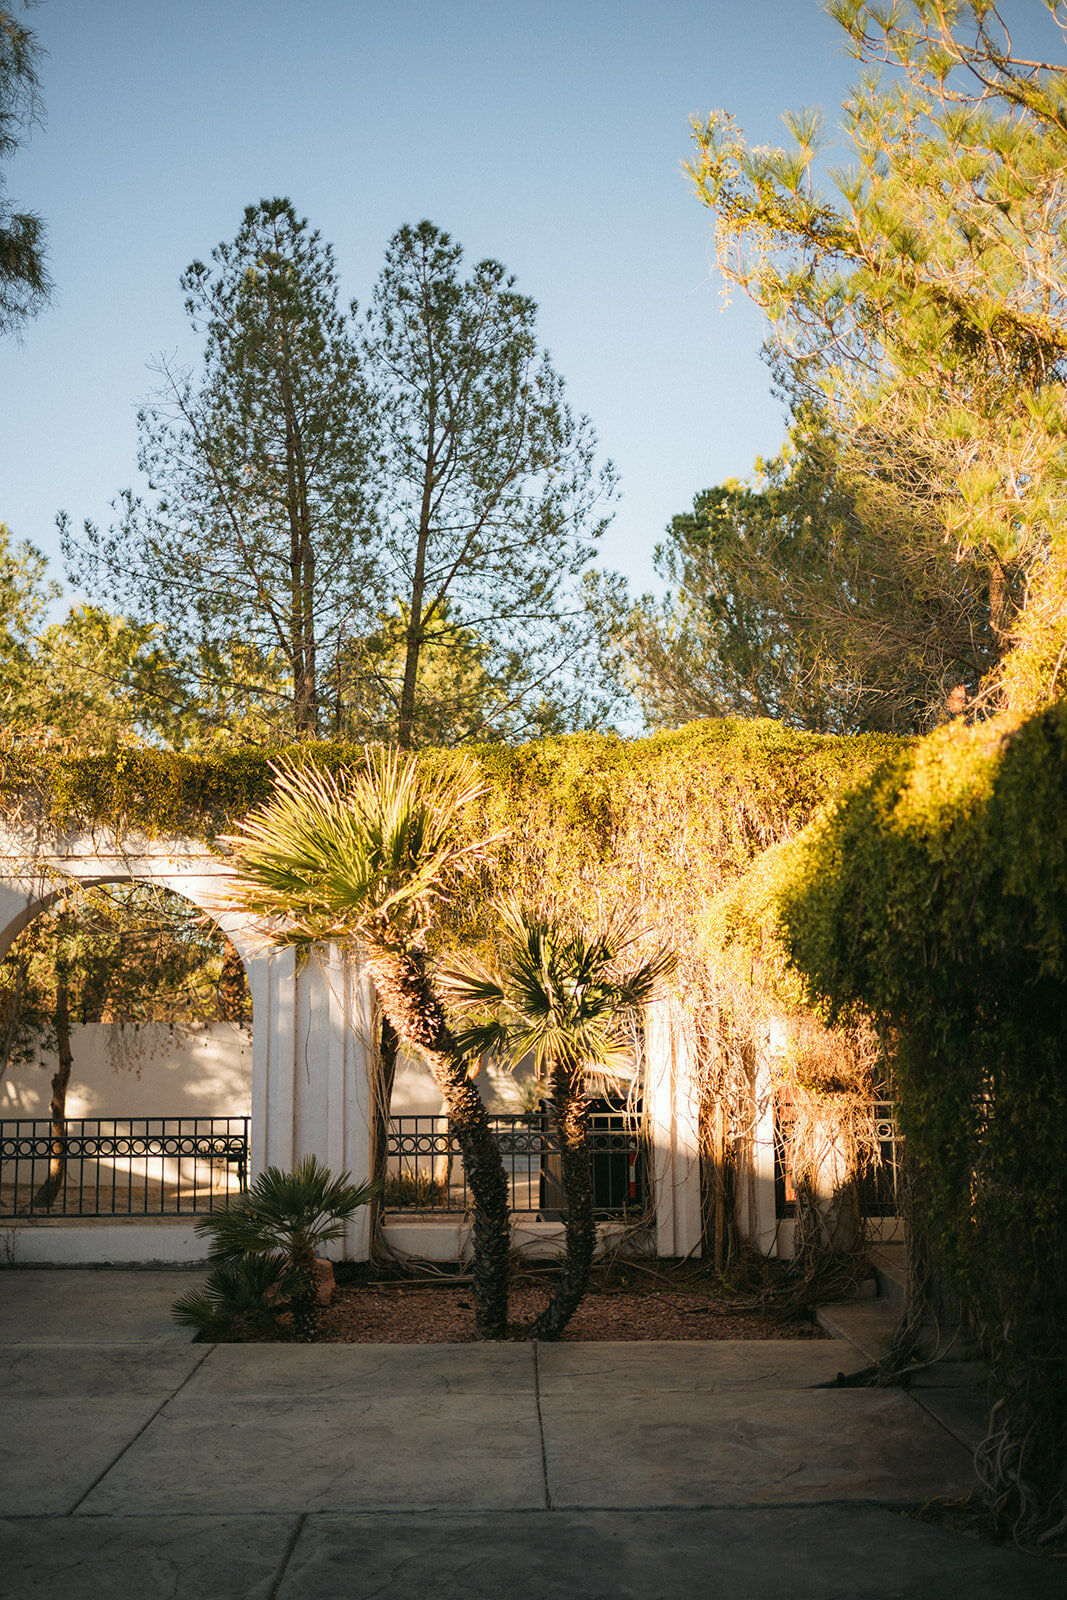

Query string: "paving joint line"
[532, 1341, 552, 1510]
[907, 1386, 986, 1456]
[64, 1340, 217, 1516]
[268, 1513, 307, 1599]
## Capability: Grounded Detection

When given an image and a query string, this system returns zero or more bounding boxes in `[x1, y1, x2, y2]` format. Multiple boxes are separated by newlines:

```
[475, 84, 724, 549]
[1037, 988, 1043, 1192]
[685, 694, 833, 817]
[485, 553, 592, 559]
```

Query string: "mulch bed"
[314, 1284, 828, 1343]
[223, 1262, 829, 1343]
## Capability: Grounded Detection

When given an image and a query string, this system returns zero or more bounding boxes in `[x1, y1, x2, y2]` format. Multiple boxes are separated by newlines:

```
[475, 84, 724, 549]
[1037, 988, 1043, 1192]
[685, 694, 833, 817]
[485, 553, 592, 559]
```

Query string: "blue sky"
[2, 0, 861, 604]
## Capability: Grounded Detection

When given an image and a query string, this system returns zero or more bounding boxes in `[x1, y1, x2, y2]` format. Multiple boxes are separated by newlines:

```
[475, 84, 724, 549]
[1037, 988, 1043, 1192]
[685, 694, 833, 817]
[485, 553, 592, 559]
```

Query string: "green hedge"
[0, 719, 898, 893]
[775, 703, 1067, 1538]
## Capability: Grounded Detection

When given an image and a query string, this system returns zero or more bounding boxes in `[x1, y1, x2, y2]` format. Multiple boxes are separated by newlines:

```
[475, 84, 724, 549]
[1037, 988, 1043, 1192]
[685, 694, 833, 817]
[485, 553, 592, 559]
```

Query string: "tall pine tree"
[66, 199, 379, 737]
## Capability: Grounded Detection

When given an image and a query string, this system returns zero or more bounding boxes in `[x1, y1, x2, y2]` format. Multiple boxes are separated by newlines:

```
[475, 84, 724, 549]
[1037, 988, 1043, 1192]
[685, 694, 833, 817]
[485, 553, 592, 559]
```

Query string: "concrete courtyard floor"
[0, 1269, 1062, 1599]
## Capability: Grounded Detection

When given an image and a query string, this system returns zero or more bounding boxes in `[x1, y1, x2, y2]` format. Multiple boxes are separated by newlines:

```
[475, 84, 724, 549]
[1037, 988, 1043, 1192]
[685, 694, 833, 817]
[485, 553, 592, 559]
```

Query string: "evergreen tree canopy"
[687, 0, 1067, 719]
[65, 199, 380, 739]
[0, 2, 50, 335]
[364, 220, 617, 747]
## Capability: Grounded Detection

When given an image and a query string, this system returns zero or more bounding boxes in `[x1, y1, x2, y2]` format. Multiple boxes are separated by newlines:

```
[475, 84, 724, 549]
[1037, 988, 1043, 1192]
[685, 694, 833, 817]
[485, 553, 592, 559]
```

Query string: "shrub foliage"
[777, 703, 1067, 1542]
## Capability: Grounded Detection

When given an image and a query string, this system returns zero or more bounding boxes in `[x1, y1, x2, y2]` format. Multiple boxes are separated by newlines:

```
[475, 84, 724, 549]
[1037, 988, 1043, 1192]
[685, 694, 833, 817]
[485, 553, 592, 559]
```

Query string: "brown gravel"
[309, 1284, 828, 1342]
[219, 1261, 828, 1343]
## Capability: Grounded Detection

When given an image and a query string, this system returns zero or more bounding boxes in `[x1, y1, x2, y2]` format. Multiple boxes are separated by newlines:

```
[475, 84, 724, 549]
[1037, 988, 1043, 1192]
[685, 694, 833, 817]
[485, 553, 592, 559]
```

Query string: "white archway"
[0, 820, 376, 1261]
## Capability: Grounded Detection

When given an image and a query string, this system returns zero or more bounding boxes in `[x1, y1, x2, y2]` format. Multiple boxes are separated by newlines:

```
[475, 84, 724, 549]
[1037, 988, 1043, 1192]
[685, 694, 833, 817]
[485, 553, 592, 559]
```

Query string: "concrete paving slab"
[0, 1269, 201, 1345]
[0, 1515, 296, 1600]
[540, 1388, 976, 1509]
[275, 1507, 1067, 1600]
[908, 1360, 984, 1388]
[0, 1344, 204, 1398]
[78, 1391, 547, 1515]
[816, 1299, 898, 1362]
[912, 1388, 992, 1454]
[535, 1339, 870, 1396]
[0, 1397, 170, 1514]
[185, 1340, 536, 1399]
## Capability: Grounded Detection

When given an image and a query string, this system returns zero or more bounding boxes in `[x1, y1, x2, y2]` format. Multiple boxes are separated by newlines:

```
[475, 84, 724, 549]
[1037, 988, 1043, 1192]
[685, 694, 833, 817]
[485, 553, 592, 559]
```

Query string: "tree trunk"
[274, 286, 319, 738]
[531, 1059, 596, 1340]
[364, 946, 511, 1339]
[0, 950, 28, 1091]
[288, 1242, 322, 1343]
[397, 369, 438, 750]
[217, 944, 248, 1023]
[369, 1013, 399, 1243]
[32, 971, 73, 1211]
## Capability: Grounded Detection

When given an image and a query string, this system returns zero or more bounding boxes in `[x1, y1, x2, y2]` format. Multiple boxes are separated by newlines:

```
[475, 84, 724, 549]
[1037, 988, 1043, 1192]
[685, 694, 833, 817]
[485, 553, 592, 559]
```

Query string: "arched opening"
[0, 880, 253, 1219]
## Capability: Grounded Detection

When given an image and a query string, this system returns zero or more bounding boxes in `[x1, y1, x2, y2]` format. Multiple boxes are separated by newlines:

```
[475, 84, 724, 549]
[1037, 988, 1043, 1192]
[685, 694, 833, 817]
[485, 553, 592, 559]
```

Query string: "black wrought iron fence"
[774, 1097, 901, 1220]
[385, 1110, 647, 1219]
[0, 1117, 250, 1218]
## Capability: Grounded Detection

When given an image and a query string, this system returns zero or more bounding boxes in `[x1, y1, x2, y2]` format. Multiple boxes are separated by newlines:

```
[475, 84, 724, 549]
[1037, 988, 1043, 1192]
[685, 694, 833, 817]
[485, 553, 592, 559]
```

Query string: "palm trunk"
[532, 1059, 596, 1340]
[217, 944, 248, 1023]
[32, 972, 73, 1211]
[365, 946, 511, 1339]
[369, 1013, 399, 1242]
[288, 1242, 322, 1342]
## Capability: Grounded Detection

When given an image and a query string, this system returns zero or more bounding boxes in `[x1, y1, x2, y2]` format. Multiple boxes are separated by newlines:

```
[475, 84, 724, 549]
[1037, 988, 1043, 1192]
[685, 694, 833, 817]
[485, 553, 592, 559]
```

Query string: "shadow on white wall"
[0, 1021, 252, 1119]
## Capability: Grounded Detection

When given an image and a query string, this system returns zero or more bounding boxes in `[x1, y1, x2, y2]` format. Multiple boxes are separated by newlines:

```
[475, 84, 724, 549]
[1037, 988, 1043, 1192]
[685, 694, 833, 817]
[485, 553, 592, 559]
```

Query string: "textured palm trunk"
[217, 944, 249, 1023]
[369, 1014, 399, 1243]
[365, 947, 511, 1339]
[532, 1058, 596, 1341]
[288, 1242, 322, 1342]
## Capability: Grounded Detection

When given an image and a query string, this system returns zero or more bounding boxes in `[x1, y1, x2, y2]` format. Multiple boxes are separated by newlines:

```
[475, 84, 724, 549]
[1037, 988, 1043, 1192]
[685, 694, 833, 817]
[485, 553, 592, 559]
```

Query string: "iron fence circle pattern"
[0, 1117, 250, 1218]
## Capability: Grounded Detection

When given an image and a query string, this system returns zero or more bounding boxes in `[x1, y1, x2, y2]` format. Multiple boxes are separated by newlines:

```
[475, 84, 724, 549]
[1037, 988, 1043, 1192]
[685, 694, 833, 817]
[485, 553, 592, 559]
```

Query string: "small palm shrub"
[173, 1155, 377, 1341]
[172, 1255, 294, 1339]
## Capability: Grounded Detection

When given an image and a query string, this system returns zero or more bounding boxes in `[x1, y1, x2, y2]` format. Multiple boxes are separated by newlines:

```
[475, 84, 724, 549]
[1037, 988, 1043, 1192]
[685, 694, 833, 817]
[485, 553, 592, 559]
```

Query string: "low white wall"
[2, 1219, 210, 1267]
[0, 1022, 253, 1121]
[378, 1216, 648, 1263]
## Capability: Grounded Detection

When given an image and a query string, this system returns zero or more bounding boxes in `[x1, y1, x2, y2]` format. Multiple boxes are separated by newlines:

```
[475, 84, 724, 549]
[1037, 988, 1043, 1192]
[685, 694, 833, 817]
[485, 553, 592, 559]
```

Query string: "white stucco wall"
[388, 1050, 539, 1117]
[0, 1021, 253, 1121]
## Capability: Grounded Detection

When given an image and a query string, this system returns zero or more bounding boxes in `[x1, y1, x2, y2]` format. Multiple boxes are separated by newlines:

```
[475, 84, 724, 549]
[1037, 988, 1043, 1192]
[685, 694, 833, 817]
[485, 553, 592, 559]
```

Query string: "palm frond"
[445, 900, 676, 1081]
[194, 1155, 378, 1262]
[171, 1254, 291, 1336]
[217, 748, 498, 950]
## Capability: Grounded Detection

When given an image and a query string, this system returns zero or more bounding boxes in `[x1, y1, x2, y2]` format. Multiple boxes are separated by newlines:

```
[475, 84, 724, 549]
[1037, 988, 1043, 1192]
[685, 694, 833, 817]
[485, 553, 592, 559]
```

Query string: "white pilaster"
[748, 1054, 779, 1255]
[645, 998, 703, 1259]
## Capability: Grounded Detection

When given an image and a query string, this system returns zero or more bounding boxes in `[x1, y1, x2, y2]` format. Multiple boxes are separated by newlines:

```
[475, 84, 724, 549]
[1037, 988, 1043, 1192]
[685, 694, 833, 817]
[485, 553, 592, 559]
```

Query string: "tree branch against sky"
[63, 199, 380, 739]
[0, 1, 50, 336]
[364, 221, 618, 749]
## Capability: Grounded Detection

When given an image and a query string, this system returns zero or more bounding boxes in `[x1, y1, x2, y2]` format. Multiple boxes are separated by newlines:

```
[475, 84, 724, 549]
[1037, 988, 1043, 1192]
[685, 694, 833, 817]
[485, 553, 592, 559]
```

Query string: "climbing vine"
[0, 718, 900, 1271]
[772, 703, 1067, 1544]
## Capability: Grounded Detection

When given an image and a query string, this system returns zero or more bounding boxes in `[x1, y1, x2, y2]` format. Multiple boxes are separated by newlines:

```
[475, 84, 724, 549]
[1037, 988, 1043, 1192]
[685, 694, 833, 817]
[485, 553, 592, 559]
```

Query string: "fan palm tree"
[218, 750, 513, 1339]
[442, 904, 675, 1340]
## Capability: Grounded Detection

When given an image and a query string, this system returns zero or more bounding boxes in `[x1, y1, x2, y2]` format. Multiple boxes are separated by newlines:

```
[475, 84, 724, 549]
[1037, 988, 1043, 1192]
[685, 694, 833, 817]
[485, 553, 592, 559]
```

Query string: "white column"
[748, 1054, 779, 1256]
[325, 951, 376, 1261]
[645, 998, 703, 1259]
[248, 942, 376, 1260]
[252, 945, 297, 1173]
